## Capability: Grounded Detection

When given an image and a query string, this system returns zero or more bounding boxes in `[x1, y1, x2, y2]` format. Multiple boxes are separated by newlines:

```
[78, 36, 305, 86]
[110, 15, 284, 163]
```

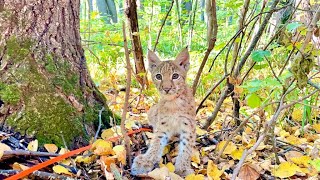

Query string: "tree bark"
[0, 0, 115, 147]
[125, 0, 147, 88]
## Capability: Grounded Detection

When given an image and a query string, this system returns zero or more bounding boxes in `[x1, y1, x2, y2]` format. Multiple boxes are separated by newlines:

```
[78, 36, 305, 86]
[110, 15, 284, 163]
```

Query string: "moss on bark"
[1, 37, 115, 146]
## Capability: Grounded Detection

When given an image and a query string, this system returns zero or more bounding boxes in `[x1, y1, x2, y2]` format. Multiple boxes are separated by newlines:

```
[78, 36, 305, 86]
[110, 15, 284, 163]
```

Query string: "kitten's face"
[148, 48, 190, 96]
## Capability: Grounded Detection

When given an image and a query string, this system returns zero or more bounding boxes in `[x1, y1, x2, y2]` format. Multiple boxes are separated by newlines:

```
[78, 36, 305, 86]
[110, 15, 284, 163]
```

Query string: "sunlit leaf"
[216, 141, 237, 155]
[185, 174, 205, 180]
[310, 159, 320, 171]
[53, 165, 72, 175]
[272, 162, 301, 178]
[191, 150, 200, 164]
[44, 144, 58, 153]
[12, 162, 29, 171]
[27, 140, 38, 152]
[231, 147, 244, 160]
[113, 145, 126, 164]
[207, 160, 223, 180]
[246, 93, 261, 108]
[91, 139, 114, 156]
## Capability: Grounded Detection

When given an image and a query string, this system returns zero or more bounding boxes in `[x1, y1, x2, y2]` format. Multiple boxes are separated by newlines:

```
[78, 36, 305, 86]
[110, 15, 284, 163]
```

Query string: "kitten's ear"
[148, 50, 161, 71]
[174, 47, 190, 71]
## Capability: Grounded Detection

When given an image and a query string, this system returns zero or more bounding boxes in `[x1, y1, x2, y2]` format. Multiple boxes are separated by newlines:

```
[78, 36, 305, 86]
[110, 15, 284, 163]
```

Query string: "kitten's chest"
[157, 96, 195, 117]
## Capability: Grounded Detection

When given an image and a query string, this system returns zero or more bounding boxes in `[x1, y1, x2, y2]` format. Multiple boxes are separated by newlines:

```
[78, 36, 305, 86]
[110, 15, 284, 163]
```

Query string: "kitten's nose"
[163, 88, 171, 93]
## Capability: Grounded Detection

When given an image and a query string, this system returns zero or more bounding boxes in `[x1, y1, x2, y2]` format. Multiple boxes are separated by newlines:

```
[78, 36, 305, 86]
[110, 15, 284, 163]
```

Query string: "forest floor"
[0, 86, 320, 180]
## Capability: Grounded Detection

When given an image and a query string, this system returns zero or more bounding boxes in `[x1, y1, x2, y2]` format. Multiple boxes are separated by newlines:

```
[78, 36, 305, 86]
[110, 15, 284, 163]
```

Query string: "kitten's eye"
[155, 74, 162, 80]
[172, 73, 179, 79]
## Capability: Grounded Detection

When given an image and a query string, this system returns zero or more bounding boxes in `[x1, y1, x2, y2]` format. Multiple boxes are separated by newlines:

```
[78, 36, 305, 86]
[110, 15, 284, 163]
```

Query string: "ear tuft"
[148, 50, 161, 71]
[174, 47, 190, 71]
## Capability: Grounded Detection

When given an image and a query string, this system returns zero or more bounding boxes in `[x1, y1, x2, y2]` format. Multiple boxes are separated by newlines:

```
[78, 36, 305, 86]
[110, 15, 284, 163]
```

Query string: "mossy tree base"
[0, 1, 116, 147]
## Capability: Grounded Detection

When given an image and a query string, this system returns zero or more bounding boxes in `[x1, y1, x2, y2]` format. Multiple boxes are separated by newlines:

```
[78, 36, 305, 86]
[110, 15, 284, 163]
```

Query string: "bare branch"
[121, 21, 132, 166]
[192, 0, 218, 94]
[153, 0, 174, 51]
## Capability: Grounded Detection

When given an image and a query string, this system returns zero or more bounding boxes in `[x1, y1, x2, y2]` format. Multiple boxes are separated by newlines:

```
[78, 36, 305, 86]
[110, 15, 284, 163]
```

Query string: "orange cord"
[5, 127, 151, 180]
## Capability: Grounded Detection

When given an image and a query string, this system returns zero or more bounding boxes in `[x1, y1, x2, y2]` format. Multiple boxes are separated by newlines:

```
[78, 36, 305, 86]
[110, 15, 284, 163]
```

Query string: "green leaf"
[310, 159, 320, 171]
[251, 50, 271, 62]
[246, 93, 262, 108]
[286, 22, 302, 32]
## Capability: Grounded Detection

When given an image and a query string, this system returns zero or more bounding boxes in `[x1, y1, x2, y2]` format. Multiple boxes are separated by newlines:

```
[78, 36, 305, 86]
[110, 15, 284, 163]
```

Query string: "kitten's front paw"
[131, 155, 154, 175]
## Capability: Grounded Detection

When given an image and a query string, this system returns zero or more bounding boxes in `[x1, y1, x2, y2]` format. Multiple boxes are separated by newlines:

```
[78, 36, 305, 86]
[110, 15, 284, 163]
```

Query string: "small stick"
[122, 21, 133, 166]
[0, 169, 76, 180]
[2, 150, 59, 158]
[94, 106, 105, 141]
[153, 0, 174, 51]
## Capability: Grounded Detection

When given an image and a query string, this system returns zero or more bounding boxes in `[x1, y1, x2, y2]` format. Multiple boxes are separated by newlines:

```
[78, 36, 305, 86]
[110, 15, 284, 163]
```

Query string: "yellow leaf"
[52, 165, 72, 175]
[27, 140, 38, 151]
[113, 145, 126, 165]
[216, 141, 237, 155]
[196, 127, 207, 136]
[12, 162, 29, 171]
[101, 128, 116, 140]
[273, 162, 301, 178]
[44, 144, 58, 153]
[165, 162, 175, 173]
[290, 156, 311, 167]
[279, 130, 290, 138]
[285, 135, 302, 145]
[191, 150, 201, 164]
[292, 109, 303, 121]
[148, 167, 183, 180]
[185, 174, 205, 180]
[162, 145, 170, 156]
[91, 139, 114, 156]
[75, 155, 95, 164]
[0, 151, 3, 160]
[59, 148, 69, 154]
[313, 124, 320, 133]
[207, 160, 223, 180]
[230, 147, 244, 160]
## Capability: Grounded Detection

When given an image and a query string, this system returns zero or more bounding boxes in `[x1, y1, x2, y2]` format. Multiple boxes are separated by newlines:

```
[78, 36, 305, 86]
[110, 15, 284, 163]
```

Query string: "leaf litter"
[0, 87, 319, 179]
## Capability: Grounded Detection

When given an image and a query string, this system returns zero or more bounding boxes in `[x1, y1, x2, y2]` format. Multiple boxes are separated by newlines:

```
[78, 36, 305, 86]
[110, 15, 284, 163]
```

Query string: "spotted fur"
[131, 48, 196, 177]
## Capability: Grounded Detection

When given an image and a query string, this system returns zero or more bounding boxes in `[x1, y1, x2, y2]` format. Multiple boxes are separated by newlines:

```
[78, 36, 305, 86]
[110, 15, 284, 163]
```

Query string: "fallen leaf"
[231, 147, 244, 160]
[92, 139, 114, 156]
[113, 145, 126, 164]
[162, 145, 170, 156]
[207, 160, 223, 180]
[0, 143, 11, 151]
[310, 159, 320, 171]
[312, 124, 320, 133]
[185, 173, 205, 180]
[216, 141, 237, 155]
[148, 166, 183, 180]
[285, 151, 303, 161]
[191, 150, 201, 164]
[238, 163, 260, 180]
[27, 140, 38, 151]
[52, 165, 72, 175]
[100, 156, 116, 171]
[44, 144, 58, 153]
[75, 155, 95, 164]
[272, 162, 302, 178]
[12, 162, 29, 171]
[290, 155, 311, 167]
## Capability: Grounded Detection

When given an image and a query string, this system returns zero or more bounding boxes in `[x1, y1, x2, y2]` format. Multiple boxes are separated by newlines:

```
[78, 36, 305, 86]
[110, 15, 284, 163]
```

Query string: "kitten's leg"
[131, 130, 169, 175]
[175, 117, 196, 176]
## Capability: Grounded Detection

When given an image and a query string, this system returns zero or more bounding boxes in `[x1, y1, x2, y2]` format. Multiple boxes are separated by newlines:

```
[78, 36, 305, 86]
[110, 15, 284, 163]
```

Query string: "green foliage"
[251, 50, 271, 62]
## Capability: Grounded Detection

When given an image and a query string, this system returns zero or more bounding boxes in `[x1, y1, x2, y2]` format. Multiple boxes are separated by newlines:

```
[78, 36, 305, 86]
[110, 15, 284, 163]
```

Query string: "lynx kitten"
[131, 48, 196, 177]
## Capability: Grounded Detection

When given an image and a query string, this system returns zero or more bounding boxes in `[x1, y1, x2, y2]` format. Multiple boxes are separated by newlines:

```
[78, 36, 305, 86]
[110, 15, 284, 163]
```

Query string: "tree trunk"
[125, 0, 147, 88]
[0, 0, 115, 147]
